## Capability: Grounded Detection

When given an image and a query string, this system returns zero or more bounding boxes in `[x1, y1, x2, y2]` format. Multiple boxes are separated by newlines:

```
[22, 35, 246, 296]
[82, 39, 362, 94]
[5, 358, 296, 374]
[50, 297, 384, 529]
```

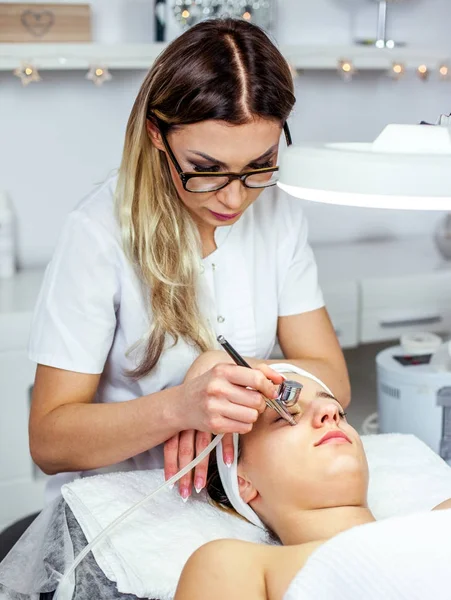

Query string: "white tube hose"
[54, 433, 224, 600]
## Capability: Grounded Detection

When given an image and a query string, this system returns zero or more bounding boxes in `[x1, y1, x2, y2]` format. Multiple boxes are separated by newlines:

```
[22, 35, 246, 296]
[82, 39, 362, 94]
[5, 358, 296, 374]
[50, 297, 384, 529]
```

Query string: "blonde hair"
[116, 18, 295, 377]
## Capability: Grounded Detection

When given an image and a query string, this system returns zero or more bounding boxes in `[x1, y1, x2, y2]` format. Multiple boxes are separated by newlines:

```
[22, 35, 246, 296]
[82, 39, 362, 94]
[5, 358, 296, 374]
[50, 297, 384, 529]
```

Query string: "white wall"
[1, 0, 451, 266]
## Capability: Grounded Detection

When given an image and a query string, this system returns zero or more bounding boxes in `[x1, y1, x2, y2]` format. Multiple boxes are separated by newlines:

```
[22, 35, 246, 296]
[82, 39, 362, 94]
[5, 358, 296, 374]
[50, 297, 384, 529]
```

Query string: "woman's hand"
[164, 351, 233, 499]
[183, 350, 232, 381]
[164, 429, 213, 500]
[164, 355, 283, 499]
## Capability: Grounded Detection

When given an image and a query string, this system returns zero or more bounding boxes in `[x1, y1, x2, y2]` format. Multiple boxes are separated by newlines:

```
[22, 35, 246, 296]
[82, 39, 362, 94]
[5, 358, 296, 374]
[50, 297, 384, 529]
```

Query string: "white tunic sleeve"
[278, 201, 324, 317]
[29, 210, 120, 374]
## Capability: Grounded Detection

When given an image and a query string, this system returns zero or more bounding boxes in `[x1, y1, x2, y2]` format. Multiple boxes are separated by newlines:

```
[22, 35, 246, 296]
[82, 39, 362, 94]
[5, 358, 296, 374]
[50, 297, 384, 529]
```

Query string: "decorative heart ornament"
[20, 9, 55, 38]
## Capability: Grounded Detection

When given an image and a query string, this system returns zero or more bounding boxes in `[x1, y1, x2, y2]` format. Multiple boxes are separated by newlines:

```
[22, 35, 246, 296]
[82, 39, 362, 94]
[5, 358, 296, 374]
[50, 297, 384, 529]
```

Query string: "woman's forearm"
[31, 386, 185, 475]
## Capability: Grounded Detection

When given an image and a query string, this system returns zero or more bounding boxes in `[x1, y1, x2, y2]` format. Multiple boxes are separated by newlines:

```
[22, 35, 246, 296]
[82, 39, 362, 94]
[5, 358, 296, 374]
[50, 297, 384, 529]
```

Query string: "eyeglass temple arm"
[149, 114, 185, 176]
[283, 122, 292, 146]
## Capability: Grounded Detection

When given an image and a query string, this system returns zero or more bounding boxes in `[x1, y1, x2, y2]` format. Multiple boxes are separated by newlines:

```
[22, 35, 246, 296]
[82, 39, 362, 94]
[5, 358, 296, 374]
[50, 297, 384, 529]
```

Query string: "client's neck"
[274, 505, 375, 546]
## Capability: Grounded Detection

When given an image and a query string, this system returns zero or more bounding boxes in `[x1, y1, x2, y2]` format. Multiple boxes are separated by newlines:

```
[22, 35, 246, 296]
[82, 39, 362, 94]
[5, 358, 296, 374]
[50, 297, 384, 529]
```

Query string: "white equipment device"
[377, 336, 451, 463]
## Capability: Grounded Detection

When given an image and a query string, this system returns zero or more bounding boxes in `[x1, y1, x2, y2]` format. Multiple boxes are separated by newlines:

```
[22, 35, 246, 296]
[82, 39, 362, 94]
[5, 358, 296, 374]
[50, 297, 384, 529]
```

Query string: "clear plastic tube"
[53, 433, 224, 600]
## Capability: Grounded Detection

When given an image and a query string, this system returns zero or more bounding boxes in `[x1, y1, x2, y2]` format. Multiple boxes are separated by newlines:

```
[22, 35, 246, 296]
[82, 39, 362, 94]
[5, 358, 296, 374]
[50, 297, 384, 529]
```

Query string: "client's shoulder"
[432, 498, 451, 511]
[175, 539, 267, 600]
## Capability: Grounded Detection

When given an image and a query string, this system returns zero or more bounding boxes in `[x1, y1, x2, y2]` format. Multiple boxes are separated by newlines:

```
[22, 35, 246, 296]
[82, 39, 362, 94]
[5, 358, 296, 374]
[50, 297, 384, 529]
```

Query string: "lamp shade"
[278, 124, 451, 210]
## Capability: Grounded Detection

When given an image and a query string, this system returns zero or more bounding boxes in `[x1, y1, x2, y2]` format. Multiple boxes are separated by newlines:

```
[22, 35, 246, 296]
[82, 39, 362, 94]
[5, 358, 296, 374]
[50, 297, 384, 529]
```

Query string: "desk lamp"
[278, 115, 451, 210]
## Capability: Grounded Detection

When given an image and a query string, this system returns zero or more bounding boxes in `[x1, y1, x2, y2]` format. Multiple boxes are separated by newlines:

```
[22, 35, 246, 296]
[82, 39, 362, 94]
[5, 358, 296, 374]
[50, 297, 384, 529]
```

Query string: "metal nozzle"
[266, 380, 303, 426]
[277, 380, 303, 407]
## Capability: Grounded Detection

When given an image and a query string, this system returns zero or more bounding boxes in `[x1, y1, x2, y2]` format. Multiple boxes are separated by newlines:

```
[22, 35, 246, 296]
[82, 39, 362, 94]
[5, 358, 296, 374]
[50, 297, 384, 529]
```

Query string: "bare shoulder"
[174, 539, 267, 600]
[432, 498, 451, 511]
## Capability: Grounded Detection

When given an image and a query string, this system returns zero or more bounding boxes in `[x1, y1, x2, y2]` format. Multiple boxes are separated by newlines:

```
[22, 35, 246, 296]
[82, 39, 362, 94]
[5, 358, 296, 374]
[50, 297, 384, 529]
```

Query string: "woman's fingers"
[212, 363, 280, 401]
[177, 429, 196, 500]
[193, 431, 212, 493]
[164, 432, 179, 483]
[207, 377, 267, 413]
[256, 363, 285, 386]
[217, 396, 261, 425]
[221, 432, 235, 467]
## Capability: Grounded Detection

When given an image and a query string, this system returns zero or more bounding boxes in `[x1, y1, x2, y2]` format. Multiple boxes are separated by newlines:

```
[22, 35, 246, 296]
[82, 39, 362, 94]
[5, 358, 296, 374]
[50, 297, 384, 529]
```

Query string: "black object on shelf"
[155, 0, 166, 41]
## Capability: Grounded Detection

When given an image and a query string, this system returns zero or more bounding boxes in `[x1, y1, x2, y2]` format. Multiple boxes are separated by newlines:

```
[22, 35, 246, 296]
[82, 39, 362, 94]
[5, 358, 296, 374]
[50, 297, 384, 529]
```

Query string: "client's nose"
[312, 400, 341, 429]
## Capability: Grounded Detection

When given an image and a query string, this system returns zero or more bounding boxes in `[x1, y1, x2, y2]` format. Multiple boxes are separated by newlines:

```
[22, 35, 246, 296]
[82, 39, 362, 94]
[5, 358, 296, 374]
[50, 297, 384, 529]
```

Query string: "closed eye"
[191, 163, 221, 173]
[190, 159, 276, 174]
[273, 407, 301, 424]
[247, 160, 275, 170]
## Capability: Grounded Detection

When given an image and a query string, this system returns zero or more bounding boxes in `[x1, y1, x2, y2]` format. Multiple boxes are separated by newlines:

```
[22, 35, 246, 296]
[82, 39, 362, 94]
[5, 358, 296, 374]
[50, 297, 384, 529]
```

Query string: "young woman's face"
[152, 118, 283, 236]
[238, 376, 369, 525]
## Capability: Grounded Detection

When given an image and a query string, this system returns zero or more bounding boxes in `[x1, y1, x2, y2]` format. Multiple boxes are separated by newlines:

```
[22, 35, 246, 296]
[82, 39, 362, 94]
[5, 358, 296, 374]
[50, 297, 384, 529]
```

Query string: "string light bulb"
[338, 59, 356, 82]
[86, 65, 112, 86]
[439, 63, 451, 81]
[417, 64, 429, 81]
[13, 62, 41, 86]
[242, 11, 251, 20]
[389, 61, 406, 80]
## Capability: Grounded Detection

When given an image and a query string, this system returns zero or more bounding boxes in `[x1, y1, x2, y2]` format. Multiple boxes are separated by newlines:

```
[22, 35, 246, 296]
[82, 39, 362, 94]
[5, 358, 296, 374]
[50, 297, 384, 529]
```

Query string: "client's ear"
[237, 473, 258, 504]
[146, 119, 165, 152]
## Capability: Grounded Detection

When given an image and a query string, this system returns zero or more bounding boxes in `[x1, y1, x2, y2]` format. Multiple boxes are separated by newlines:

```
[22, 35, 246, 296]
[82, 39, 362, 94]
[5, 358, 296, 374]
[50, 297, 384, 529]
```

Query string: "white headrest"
[216, 363, 333, 528]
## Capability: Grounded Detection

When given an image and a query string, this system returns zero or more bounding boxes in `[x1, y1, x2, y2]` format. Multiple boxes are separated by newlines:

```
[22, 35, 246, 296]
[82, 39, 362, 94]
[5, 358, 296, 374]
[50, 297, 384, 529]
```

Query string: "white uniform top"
[29, 176, 324, 501]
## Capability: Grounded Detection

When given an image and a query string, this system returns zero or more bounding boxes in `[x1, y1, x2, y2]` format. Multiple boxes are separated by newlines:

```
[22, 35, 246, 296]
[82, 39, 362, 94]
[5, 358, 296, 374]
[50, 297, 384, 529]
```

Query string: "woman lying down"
[175, 357, 451, 600]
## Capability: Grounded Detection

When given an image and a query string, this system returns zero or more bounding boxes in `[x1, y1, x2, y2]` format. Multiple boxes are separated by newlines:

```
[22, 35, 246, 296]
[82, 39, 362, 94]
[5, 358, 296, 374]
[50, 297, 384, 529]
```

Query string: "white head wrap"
[216, 363, 333, 528]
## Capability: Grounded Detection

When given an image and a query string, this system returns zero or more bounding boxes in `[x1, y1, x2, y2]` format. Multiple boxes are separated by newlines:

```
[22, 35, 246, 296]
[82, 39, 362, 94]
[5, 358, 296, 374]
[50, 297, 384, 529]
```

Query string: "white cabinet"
[314, 237, 451, 346]
[0, 350, 46, 531]
[0, 270, 47, 530]
[321, 280, 359, 349]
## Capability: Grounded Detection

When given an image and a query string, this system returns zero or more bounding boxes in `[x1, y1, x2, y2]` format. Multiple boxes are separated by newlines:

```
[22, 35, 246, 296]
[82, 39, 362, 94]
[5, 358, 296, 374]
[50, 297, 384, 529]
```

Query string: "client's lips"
[315, 430, 351, 446]
[209, 210, 241, 221]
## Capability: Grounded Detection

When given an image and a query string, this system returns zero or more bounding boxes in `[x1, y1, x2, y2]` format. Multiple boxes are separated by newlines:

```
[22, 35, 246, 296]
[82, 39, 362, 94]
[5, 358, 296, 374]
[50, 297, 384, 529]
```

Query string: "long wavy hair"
[116, 18, 295, 377]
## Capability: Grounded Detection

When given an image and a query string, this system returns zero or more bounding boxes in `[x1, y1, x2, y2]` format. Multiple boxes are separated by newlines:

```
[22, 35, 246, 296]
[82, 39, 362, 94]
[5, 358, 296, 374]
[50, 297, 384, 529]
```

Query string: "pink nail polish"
[194, 478, 204, 493]
[181, 487, 190, 501]
[225, 457, 233, 468]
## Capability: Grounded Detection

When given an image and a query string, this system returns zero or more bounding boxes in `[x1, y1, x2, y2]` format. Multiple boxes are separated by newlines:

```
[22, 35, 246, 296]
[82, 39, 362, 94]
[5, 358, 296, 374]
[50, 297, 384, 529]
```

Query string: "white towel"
[62, 469, 270, 600]
[284, 509, 451, 600]
[62, 434, 451, 600]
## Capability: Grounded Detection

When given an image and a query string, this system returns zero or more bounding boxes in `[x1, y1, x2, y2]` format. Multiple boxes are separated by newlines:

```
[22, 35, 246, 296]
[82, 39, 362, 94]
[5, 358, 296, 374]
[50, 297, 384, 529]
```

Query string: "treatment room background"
[1, 0, 451, 528]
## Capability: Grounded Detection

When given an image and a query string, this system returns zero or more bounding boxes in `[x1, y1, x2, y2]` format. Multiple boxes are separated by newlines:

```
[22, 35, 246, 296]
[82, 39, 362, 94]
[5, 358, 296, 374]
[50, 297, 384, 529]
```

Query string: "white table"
[2, 235, 451, 528]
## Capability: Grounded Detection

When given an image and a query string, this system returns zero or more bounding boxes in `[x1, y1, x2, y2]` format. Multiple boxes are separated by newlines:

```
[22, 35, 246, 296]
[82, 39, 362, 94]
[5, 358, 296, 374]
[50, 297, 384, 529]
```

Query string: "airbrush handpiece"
[217, 335, 298, 426]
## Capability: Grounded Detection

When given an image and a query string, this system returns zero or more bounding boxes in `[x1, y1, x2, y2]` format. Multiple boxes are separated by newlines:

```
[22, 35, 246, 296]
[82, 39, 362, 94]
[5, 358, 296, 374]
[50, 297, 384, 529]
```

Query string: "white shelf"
[0, 42, 166, 70]
[282, 45, 451, 71]
[0, 42, 450, 71]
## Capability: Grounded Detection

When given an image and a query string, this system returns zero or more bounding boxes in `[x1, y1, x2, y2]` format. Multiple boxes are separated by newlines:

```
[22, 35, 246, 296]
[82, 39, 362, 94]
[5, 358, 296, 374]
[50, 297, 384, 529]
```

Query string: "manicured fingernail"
[225, 457, 233, 468]
[272, 388, 279, 399]
[181, 487, 190, 501]
[168, 483, 174, 490]
[194, 478, 204, 493]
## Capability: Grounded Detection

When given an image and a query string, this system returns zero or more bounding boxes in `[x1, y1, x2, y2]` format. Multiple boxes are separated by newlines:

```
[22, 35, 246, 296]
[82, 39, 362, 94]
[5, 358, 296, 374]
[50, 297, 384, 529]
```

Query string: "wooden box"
[0, 3, 92, 43]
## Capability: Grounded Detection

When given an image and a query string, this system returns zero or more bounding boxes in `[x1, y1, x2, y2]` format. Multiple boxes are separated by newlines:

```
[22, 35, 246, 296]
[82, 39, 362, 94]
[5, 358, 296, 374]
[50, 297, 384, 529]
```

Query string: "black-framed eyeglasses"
[152, 116, 292, 194]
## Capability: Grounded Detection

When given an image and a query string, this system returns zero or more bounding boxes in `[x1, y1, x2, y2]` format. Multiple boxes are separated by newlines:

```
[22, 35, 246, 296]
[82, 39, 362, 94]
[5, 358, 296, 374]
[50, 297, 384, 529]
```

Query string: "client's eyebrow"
[316, 391, 338, 402]
[187, 144, 278, 170]
[316, 391, 344, 411]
